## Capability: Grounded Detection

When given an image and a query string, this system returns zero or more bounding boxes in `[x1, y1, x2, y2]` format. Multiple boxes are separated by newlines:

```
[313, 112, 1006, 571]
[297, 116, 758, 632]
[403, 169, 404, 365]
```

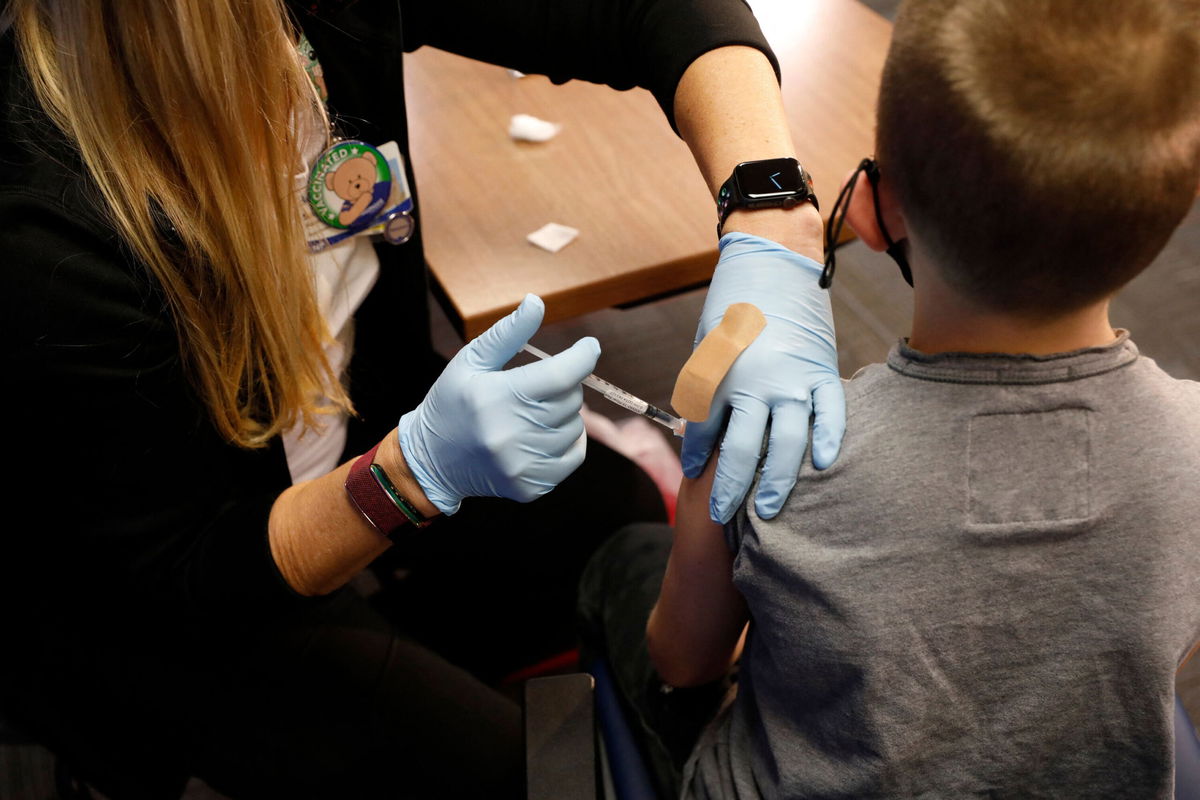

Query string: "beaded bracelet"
[368, 462, 431, 529]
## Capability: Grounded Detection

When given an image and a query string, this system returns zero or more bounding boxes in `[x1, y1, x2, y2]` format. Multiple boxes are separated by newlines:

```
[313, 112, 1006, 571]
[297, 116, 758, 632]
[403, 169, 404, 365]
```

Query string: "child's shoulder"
[841, 356, 907, 422]
[1124, 351, 1200, 429]
[845, 359, 893, 394]
[1129, 350, 1200, 394]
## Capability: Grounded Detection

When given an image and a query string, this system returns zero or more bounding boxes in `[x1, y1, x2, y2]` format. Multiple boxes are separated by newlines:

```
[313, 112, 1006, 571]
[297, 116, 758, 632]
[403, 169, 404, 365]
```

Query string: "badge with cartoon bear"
[304, 139, 416, 252]
[308, 140, 392, 232]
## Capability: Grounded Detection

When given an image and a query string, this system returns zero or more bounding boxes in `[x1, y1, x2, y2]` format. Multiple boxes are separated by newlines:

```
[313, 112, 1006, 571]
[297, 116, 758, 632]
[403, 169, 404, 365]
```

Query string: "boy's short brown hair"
[878, 0, 1200, 315]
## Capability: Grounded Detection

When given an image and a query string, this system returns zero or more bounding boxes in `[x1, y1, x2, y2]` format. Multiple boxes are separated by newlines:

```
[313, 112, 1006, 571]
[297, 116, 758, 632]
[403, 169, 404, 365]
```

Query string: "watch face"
[735, 158, 803, 199]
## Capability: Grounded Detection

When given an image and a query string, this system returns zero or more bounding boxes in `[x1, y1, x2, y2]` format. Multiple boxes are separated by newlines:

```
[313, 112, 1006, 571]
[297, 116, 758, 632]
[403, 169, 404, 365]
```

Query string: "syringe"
[521, 343, 685, 437]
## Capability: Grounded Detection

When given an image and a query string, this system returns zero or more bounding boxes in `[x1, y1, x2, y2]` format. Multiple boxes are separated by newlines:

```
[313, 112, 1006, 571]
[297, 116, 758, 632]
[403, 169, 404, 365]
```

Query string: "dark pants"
[3, 441, 666, 800]
[577, 523, 733, 799]
[375, 441, 670, 682]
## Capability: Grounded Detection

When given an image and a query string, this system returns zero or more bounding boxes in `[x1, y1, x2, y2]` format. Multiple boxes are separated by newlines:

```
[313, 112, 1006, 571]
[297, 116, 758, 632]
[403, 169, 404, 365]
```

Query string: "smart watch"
[716, 157, 818, 237]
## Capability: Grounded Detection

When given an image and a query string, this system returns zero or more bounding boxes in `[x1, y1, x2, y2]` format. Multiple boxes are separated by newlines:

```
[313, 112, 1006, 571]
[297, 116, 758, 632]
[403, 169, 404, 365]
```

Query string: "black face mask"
[821, 157, 912, 289]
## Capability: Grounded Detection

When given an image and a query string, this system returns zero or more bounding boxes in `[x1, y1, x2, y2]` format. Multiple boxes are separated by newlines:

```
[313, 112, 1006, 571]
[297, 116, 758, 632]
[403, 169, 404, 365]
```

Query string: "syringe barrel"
[600, 388, 649, 415]
[524, 342, 672, 428]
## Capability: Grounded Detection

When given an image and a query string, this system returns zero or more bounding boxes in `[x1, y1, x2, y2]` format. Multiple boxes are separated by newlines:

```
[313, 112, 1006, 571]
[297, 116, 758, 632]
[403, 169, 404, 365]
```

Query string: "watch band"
[716, 157, 819, 237]
[345, 440, 432, 540]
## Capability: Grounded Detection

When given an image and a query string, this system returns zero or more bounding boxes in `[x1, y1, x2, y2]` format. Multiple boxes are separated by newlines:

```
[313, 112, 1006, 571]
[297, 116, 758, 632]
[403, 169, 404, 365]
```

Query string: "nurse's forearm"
[268, 430, 440, 596]
[674, 45, 823, 262]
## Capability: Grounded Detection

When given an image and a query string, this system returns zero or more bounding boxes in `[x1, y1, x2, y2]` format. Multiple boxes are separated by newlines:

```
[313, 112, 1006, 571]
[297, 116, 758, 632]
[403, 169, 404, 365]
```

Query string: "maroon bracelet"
[344, 441, 431, 540]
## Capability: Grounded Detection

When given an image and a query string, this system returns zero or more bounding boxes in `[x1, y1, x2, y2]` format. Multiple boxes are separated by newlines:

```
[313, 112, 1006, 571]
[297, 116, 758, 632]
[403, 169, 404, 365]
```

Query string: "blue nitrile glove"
[682, 232, 845, 523]
[398, 294, 599, 515]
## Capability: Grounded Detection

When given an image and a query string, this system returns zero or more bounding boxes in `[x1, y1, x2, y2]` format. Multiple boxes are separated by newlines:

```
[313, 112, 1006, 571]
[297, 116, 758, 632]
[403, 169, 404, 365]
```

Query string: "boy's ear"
[843, 168, 907, 253]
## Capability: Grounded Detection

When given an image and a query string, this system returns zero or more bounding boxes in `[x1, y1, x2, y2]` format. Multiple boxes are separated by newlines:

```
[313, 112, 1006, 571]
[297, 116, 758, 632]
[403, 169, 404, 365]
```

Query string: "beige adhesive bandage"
[671, 303, 766, 422]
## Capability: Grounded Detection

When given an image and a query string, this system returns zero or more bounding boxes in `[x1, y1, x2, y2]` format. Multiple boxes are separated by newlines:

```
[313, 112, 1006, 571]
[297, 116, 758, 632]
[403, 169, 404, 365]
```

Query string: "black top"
[0, 0, 776, 633]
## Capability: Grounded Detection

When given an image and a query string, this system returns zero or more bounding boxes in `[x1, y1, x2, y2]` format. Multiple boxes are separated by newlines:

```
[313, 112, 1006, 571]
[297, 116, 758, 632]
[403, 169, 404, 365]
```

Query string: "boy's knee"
[577, 523, 673, 647]
[579, 524, 672, 601]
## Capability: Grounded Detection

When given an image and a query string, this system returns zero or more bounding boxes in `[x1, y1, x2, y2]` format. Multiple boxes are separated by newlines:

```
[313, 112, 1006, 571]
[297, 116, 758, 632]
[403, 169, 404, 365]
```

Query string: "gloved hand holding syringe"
[522, 344, 685, 437]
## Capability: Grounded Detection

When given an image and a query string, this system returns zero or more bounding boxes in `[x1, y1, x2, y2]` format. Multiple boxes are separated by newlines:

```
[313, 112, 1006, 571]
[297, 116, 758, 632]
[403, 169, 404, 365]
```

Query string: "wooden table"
[404, 0, 892, 338]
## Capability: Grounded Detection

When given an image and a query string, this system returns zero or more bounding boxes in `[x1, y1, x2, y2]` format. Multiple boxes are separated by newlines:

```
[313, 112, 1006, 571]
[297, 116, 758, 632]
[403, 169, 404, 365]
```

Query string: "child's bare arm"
[647, 454, 749, 687]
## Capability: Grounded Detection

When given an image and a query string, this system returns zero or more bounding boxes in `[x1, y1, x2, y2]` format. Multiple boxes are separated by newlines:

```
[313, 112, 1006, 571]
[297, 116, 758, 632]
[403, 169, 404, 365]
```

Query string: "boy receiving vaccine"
[579, 0, 1200, 796]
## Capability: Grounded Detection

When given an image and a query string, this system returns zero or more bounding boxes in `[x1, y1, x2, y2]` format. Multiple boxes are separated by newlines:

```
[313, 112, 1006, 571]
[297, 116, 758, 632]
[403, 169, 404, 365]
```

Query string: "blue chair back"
[1177, 695, 1200, 800]
[591, 659, 659, 800]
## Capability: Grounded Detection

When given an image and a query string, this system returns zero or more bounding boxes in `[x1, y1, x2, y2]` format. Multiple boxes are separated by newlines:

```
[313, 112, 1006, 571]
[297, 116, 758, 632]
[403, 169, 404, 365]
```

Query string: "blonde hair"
[878, 0, 1200, 314]
[8, 0, 351, 447]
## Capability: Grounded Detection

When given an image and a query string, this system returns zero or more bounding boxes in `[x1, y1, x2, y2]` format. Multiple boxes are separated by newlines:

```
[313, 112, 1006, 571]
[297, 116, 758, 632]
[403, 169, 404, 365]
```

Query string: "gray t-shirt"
[683, 333, 1200, 799]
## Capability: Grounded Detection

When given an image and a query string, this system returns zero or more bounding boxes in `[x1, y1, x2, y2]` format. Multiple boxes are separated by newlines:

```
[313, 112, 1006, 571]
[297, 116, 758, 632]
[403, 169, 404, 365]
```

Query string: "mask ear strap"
[888, 245, 914, 287]
[864, 160, 914, 288]
[821, 157, 873, 289]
